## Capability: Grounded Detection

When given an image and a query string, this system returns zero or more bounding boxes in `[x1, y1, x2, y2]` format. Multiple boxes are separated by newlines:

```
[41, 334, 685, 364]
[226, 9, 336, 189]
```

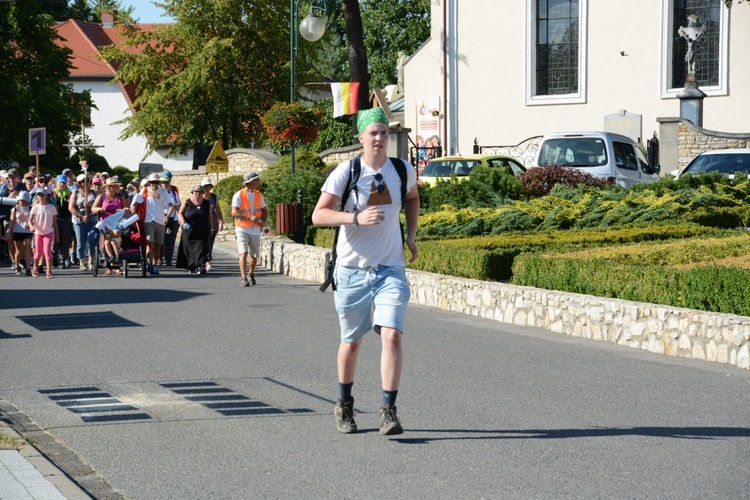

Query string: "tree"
[319, 0, 429, 108]
[0, 0, 82, 169]
[341, 0, 370, 111]
[360, 0, 430, 88]
[47, 0, 135, 23]
[99, 0, 297, 157]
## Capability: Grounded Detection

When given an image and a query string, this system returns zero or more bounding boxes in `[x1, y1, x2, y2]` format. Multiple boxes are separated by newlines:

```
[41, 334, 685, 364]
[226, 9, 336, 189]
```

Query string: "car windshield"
[683, 153, 750, 176]
[538, 138, 607, 167]
[422, 160, 479, 177]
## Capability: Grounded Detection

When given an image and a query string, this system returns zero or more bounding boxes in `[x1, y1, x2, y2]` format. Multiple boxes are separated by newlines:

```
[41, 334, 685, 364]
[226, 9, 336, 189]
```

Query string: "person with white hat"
[6, 191, 34, 275]
[129, 172, 175, 275]
[201, 176, 224, 271]
[92, 176, 128, 274]
[231, 171, 267, 286]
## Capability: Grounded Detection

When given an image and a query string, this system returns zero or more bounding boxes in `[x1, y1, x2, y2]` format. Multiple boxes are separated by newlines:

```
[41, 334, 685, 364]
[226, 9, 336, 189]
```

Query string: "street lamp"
[290, 0, 326, 174]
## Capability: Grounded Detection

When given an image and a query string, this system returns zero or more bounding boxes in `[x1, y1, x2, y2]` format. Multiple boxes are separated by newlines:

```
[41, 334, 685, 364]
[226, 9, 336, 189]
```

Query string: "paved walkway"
[0, 424, 88, 500]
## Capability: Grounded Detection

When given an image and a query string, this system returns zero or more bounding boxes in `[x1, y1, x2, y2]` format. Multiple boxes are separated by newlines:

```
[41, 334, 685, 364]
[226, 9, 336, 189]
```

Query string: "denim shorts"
[333, 264, 411, 343]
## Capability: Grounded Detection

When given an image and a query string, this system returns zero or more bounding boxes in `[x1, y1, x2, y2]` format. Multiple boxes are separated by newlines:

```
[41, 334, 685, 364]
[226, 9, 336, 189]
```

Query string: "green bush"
[511, 254, 750, 316]
[417, 176, 750, 237]
[262, 153, 328, 237]
[418, 167, 522, 212]
[261, 150, 327, 186]
[411, 224, 719, 281]
[306, 98, 357, 153]
[213, 175, 244, 225]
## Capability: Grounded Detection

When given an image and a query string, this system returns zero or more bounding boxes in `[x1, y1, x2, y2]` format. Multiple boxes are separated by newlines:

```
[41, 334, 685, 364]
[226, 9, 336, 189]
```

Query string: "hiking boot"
[249, 274, 256, 285]
[334, 399, 357, 434]
[378, 404, 403, 436]
[240, 277, 250, 287]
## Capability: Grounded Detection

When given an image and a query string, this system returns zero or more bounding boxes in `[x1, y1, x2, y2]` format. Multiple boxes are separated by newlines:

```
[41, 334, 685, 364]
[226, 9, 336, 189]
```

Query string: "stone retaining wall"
[658, 117, 750, 172]
[258, 236, 750, 371]
[677, 121, 749, 170]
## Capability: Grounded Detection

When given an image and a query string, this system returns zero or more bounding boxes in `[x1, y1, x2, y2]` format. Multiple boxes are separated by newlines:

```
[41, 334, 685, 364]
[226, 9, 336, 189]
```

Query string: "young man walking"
[231, 171, 267, 287]
[312, 107, 420, 436]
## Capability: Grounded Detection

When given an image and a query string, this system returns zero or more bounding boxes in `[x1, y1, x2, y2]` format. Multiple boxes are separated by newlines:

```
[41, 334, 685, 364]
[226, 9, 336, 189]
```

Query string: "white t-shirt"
[321, 157, 416, 269]
[232, 189, 267, 236]
[165, 187, 180, 220]
[133, 186, 173, 224]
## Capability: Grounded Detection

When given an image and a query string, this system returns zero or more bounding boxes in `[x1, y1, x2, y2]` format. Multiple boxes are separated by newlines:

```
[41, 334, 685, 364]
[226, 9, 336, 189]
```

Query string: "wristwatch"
[352, 210, 360, 226]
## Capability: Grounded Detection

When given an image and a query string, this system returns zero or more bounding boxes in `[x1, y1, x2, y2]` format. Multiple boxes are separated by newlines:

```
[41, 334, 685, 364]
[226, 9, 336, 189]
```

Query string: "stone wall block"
[737, 344, 750, 369]
[692, 342, 706, 360]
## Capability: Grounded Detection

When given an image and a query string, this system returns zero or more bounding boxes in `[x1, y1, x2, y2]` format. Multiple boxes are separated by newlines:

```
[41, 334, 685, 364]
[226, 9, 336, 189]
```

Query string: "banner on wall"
[415, 96, 441, 170]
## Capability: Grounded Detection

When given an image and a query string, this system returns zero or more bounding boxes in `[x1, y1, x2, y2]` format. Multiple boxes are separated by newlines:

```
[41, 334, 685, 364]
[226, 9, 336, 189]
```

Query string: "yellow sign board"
[204, 140, 229, 173]
[206, 163, 228, 173]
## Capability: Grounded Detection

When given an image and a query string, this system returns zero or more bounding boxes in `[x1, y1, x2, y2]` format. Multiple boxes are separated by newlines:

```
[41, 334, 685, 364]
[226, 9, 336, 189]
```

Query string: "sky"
[125, 0, 175, 23]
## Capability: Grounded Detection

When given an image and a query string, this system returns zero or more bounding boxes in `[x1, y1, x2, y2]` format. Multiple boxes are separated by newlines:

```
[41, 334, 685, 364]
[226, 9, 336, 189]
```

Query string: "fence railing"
[473, 136, 543, 169]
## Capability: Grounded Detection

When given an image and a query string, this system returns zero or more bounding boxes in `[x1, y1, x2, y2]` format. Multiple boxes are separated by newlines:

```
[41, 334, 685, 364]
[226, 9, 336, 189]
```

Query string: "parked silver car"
[672, 149, 750, 180]
[536, 131, 660, 189]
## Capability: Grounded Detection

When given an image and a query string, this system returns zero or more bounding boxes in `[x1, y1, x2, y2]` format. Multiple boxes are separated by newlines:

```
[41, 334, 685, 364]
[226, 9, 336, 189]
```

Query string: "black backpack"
[319, 156, 408, 292]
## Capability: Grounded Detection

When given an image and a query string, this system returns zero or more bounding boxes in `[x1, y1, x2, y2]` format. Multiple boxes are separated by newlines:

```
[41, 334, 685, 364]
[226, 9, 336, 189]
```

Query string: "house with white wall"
[404, 0, 750, 171]
[55, 14, 193, 173]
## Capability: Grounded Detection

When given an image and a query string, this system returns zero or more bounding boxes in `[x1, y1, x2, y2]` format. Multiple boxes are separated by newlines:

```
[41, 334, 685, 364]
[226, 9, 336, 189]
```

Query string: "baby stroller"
[92, 210, 147, 278]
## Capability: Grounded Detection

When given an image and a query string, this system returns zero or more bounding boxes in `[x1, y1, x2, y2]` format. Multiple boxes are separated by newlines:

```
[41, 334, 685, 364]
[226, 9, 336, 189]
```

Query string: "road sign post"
[204, 141, 229, 174]
[29, 127, 46, 175]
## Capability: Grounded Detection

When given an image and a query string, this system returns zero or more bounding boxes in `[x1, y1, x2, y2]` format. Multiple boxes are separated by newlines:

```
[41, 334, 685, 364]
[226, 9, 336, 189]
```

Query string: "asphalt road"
[1, 246, 749, 499]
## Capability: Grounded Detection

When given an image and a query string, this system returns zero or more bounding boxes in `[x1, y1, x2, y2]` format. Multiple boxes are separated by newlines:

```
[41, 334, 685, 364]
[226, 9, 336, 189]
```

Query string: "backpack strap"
[389, 157, 408, 211]
[320, 158, 361, 293]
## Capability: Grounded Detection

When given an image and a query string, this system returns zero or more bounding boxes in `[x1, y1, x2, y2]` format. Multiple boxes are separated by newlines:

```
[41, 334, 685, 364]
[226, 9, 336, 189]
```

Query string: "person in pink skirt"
[28, 188, 59, 278]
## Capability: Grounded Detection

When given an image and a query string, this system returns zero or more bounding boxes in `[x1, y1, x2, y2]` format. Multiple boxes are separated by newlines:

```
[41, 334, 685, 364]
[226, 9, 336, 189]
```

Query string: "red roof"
[54, 19, 167, 107]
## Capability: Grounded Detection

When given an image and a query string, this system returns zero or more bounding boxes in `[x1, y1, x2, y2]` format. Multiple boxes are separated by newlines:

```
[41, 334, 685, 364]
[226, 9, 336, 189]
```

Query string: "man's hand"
[356, 206, 385, 226]
[406, 237, 418, 263]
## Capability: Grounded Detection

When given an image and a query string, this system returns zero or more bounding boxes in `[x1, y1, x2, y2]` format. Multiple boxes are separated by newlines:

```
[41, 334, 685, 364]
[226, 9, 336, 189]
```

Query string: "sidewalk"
[0, 423, 89, 500]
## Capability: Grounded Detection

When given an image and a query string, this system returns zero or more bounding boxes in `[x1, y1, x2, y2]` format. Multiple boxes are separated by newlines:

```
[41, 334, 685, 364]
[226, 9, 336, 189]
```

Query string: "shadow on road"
[394, 426, 750, 444]
[0, 289, 206, 310]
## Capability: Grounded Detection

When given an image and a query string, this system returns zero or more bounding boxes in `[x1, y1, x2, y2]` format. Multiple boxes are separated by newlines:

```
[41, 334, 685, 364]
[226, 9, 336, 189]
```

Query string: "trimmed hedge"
[547, 234, 750, 267]
[313, 224, 722, 282]
[413, 225, 721, 281]
[511, 254, 750, 316]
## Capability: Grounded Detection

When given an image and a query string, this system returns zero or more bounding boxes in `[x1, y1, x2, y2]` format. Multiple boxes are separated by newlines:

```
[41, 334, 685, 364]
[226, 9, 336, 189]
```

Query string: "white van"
[536, 132, 660, 189]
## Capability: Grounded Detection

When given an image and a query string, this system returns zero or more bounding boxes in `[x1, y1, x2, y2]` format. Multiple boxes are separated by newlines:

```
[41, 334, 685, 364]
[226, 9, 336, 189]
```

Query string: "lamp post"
[290, 0, 326, 174]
